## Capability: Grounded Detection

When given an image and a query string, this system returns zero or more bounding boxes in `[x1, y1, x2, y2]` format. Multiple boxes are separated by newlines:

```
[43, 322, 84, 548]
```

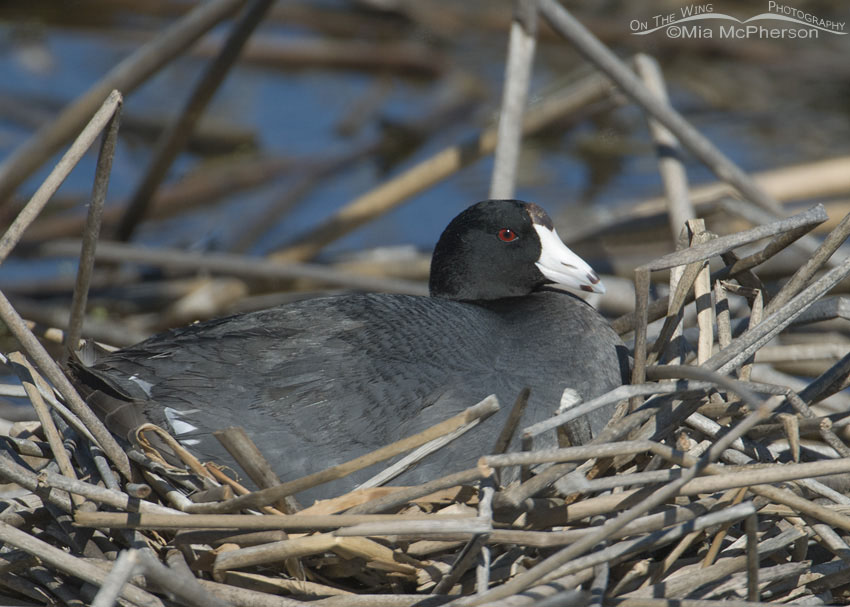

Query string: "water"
[1, 2, 849, 287]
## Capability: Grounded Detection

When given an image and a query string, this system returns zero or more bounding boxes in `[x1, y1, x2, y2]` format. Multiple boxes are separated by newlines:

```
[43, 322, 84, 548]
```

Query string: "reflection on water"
[0, 0, 848, 283]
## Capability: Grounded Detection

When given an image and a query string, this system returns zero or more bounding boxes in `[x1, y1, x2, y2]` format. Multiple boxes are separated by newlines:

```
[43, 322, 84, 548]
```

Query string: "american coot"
[70, 200, 629, 503]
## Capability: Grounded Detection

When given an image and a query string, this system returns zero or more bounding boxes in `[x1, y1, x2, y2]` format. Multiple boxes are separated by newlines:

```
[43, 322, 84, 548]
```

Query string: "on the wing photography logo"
[630, 2, 846, 39]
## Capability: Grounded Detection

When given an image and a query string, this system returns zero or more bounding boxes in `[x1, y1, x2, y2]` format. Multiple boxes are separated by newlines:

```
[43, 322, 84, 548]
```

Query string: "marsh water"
[0, 0, 848, 282]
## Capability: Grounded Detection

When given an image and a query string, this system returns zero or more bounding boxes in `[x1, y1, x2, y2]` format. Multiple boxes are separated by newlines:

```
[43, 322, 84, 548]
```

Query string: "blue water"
[1, 14, 849, 287]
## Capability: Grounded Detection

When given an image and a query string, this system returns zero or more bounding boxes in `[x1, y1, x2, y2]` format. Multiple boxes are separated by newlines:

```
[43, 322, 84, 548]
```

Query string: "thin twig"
[481, 504, 758, 604]
[116, 0, 275, 241]
[345, 467, 490, 515]
[137, 549, 232, 607]
[74, 511, 476, 530]
[273, 71, 615, 262]
[8, 353, 81, 506]
[611, 204, 828, 336]
[0, 288, 132, 478]
[709, 253, 850, 374]
[623, 527, 806, 599]
[184, 397, 499, 513]
[90, 549, 142, 607]
[0, 91, 122, 263]
[538, 0, 782, 214]
[0, 522, 164, 607]
[63, 97, 122, 361]
[633, 53, 694, 238]
[640, 205, 827, 272]
[745, 513, 759, 601]
[489, 0, 537, 199]
[41, 239, 429, 296]
[461, 367, 775, 605]
[766, 210, 850, 315]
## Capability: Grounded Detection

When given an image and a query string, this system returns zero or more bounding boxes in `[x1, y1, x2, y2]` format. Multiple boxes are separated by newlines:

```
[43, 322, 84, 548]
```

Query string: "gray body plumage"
[74, 290, 628, 502]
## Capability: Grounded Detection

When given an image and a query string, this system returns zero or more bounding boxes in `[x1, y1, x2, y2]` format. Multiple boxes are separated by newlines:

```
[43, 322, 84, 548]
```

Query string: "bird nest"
[2, 195, 850, 606]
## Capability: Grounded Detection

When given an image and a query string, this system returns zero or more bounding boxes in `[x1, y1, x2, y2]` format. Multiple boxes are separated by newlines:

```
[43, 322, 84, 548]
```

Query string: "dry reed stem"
[745, 513, 759, 601]
[610, 600, 787, 607]
[75, 511, 476, 531]
[90, 549, 142, 607]
[272, 71, 615, 262]
[0, 291, 132, 478]
[223, 570, 350, 597]
[710, 254, 850, 375]
[213, 532, 419, 575]
[0, 90, 122, 263]
[642, 205, 827, 272]
[489, 0, 537, 200]
[359, 414, 495, 490]
[41, 238, 430, 296]
[214, 425, 298, 514]
[689, 222, 714, 365]
[138, 548, 234, 607]
[432, 533, 489, 595]
[7, 353, 80, 506]
[462, 371, 775, 604]
[0, 522, 165, 607]
[623, 527, 807, 600]
[63, 98, 122, 361]
[766, 210, 850, 315]
[183, 396, 498, 513]
[630, 154, 850, 222]
[0, 89, 131, 478]
[523, 504, 759, 594]
[116, 0, 274, 241]
[538, 0, 781, 214]
[645, 221, 712, 368]
[192, 34, 446, 76]
[702, 487, 749, 567]
[214, 426, 281, 490]
[611, 204, 828, 336]
[634, 53, 694, 239]
[344, 467, 490, 515]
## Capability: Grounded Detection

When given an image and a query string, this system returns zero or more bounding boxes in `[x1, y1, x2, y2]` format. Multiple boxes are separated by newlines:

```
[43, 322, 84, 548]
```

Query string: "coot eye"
[498, 228, 518, 242]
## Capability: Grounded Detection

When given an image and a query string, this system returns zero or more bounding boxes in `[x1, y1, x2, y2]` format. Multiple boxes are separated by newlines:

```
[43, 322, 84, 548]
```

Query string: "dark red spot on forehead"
[525, 203, 553, 230]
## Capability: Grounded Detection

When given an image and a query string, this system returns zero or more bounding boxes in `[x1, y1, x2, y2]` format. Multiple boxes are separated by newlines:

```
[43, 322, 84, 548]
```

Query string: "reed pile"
[2, 2, 850, 606]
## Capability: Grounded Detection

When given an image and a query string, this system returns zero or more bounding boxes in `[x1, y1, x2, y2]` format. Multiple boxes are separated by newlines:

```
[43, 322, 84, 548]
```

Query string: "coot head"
[429, 199, 604, 300]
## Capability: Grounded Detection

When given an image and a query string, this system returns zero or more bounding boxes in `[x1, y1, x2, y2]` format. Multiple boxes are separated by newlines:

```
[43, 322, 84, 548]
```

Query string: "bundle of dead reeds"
[2, 1, 850, 606]
[3, 226, 850, 605]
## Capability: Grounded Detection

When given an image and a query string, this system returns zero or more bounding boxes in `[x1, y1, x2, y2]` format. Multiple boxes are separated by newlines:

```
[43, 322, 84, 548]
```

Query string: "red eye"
[498, 228, 518, 242]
